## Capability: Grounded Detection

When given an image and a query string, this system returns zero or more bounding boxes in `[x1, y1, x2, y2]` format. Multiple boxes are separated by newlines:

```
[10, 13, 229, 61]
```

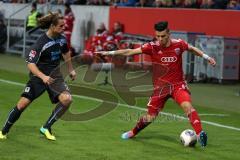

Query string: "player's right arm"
[26, 49, 54, 85]
[95, 48, 142, 56]
[27, 63, 54, 85]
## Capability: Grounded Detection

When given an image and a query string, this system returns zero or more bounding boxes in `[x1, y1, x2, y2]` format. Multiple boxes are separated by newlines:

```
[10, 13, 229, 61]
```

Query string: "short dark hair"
[154, 21, 168, 32]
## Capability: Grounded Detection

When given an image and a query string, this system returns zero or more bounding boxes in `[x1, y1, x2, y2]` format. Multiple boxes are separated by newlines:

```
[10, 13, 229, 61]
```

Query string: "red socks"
[188, 110, 202, 135]
[133, 117, 151, 135]
[132, 110, 202, 136]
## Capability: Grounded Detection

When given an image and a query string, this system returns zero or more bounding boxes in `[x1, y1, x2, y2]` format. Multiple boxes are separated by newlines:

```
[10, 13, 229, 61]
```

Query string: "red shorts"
[147, 82, 191, 116]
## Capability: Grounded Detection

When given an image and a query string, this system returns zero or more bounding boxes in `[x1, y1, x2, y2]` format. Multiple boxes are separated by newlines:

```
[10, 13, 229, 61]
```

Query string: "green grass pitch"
[0, 54, 240, 160]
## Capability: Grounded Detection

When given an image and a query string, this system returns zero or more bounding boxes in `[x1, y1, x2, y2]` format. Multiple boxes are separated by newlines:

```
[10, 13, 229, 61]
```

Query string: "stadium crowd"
[1, 0, 240, 10]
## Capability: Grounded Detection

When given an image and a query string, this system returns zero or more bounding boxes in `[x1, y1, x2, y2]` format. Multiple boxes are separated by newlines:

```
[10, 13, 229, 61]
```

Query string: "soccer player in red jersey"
[96, 21, 216, 147]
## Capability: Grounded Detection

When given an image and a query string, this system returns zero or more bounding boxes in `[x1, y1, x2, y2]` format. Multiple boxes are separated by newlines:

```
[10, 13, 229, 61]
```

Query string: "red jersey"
[64, 11, 75, 32]
[141, 39, 189, 86]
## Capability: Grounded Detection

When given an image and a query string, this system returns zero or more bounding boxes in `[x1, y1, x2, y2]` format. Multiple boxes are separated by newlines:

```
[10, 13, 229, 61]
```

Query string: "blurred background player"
[96, 21, 216, 147]
[111, 21, 124, 42]
[0, 12, 76, 141]
[63, 3, 75, 56]
[83, 22, 109, 57]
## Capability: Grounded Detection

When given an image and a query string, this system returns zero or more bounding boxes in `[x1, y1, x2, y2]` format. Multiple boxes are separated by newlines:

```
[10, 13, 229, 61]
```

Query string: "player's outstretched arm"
[95, 48, 142, 56]
[188, 45, 216, 66]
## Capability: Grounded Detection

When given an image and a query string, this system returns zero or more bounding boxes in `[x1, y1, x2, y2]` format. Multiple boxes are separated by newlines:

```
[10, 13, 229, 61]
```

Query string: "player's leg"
[40, 80, 71, 140]
[180, 101, 207, 147]
[0, 97, 31, 139]
[121, 95, 168, 139]
[173, 87, 207, 147]
[43, 91, 72, 130]
[180, 101, 202, 135]
[1, 78, 45, 139]
[40, 91, 71, 141]
[121, 114, 156, 140]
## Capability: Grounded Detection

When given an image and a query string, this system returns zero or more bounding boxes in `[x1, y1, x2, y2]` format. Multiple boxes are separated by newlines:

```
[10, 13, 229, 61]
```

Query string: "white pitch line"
[1, 78, 240, 131]
[198, 113, 229, 117]
[0, 79, 25, 87]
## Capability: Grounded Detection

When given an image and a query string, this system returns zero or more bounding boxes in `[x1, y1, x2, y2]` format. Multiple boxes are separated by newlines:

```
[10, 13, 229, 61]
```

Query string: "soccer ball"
[180, 129, 197, 147]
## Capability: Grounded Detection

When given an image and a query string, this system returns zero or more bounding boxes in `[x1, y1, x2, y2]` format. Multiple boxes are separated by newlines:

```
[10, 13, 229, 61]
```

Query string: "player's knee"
[180, 101, 193, 115]
[16, 104, 27, 111]
[59, 93, 72, 106]
[17, 97, 31, 111]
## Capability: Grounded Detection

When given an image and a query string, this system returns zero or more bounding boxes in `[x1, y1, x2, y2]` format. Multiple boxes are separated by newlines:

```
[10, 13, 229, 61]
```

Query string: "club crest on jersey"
[175, 48, 181, 55]
[29, 50, 37, 60]
[161, 56, 177, 63]
[158, 50, 163, 54]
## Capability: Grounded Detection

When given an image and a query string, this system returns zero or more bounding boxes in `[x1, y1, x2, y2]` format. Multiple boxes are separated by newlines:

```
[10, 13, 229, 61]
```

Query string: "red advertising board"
[110, 7, 240, 38]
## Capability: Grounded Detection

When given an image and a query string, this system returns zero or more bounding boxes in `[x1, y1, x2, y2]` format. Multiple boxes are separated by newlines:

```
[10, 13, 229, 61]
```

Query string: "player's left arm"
[62, 51, 76, 80]
[95, 48, 142, 56]
[188, 45, 216, 66]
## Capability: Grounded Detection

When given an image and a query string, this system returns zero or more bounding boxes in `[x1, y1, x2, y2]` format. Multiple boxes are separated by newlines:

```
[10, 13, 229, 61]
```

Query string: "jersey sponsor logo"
[29, 50, 37, 61]
[51, 51, 61, 61]
[161, 56, 177, 63]
[56, 38, 67, 47]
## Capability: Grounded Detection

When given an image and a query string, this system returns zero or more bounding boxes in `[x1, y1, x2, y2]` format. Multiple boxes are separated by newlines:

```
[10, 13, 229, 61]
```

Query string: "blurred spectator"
[112, 22, 123, 38]
[0, 19, 7, 53]
[152, 0, 163, 7]
[102, 21, 124, 49]
[26, 2, 42, 31]
[152, 0, 173, 8]
[200, 0, 228, 9]
[135, 0, 152, 7]
[200, 0, 214, 8]
[64, 3, 75, 55]
[182, 0, 198, 8]
[164, 0, 174, 7]
[213, 0, 228, 9]
[74, 0, 87, 4]
[227, 0, 240, 9]
[66, 0, 75, 4]
[57, 0, 64, 4]
[87, 0, 109, 5]
[96, 22, 108, 37]
[37, 0, 46, 3]
[116, 0, 137, 6]
[83, 23, 109, 56]
[174, 0, 184, 7]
